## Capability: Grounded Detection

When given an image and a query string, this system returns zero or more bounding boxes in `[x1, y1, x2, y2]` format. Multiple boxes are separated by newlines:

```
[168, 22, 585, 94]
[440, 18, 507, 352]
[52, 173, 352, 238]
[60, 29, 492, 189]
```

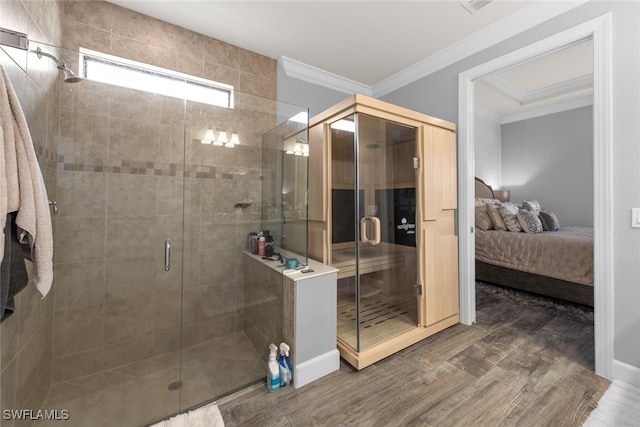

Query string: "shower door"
[333, 112, 420, 354]
[51, 41, 185, 425]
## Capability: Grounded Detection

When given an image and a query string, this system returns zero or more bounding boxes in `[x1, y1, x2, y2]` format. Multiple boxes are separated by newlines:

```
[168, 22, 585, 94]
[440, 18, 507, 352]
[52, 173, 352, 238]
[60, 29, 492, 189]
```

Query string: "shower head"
[34, 47, 83, 83]
[62, 68, 83, 84]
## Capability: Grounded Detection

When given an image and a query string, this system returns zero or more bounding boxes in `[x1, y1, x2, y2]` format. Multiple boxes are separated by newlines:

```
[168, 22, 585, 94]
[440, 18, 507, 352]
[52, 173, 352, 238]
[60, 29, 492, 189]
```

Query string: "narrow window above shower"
[77, 47, 234, 108]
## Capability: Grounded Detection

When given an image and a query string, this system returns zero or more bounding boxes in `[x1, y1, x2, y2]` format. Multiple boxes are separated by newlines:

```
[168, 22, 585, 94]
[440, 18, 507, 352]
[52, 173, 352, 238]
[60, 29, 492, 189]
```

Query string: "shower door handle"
[164, 238, 171, 271]
[360, 216, 381, 245]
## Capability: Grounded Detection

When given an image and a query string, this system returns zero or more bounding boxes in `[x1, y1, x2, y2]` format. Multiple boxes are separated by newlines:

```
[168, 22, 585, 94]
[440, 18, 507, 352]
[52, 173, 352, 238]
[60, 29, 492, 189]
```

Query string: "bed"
[474, 177, 594, 306]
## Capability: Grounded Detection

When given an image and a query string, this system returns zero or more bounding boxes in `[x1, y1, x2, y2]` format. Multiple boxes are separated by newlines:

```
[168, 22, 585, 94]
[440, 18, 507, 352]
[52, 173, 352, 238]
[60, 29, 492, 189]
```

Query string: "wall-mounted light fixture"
[286, 138, 309, 157]
[201, 127, 239, 148]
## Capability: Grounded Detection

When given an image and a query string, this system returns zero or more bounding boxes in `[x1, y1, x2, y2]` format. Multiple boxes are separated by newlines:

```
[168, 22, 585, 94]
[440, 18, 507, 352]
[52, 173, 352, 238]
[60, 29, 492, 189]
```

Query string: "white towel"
[0, 65, 53, 298]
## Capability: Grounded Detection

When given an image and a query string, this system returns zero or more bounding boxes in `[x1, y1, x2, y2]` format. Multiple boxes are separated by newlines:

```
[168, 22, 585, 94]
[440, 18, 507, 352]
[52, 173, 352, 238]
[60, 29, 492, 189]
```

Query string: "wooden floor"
[218, 282, 610, 427]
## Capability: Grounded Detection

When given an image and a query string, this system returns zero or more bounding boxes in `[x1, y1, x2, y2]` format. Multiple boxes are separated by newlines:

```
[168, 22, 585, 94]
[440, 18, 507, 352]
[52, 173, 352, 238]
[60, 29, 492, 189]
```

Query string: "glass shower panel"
[180, 94, 309, 408]
[45, 41, 184, 426]
[356, 113, 419, 351]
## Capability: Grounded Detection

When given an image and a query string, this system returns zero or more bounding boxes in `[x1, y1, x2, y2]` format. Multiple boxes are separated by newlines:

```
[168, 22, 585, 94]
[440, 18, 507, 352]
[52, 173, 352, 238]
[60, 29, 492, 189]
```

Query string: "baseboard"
[293, 349, 340, 388]
[613, 359, 640, 388]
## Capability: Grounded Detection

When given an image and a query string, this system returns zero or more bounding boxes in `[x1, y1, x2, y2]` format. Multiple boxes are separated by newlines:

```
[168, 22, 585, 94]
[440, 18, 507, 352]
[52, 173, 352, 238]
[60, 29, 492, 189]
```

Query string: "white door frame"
[457, 13, 613, 379]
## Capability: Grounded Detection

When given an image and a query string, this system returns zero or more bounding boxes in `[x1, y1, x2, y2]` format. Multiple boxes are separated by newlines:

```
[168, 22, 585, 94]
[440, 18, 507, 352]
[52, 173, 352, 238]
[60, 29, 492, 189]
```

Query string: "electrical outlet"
[632, 208, 640, 228]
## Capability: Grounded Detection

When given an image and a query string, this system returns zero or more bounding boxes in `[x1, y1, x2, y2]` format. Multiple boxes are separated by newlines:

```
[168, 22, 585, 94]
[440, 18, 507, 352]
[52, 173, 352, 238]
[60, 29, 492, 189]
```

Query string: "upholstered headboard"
[475, 177, 494, 199]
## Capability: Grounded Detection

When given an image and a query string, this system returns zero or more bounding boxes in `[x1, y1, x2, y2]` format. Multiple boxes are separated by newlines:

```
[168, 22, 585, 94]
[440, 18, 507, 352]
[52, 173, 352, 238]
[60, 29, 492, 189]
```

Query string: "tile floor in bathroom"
[35, 332, 263, 427]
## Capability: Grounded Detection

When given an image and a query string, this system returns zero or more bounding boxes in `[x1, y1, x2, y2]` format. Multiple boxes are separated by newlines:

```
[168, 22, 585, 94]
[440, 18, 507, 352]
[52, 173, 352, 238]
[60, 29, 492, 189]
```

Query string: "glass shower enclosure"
[0, 39, 307, 425]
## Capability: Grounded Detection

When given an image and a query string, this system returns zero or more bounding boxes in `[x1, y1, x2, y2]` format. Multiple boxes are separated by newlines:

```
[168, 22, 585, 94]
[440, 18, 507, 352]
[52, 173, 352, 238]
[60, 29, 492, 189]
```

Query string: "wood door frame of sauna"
[457, 13, 613, 379]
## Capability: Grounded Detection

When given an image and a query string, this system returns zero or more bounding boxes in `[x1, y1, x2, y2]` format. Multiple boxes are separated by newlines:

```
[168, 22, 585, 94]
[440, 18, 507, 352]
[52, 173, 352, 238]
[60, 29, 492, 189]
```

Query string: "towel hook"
[48, 201, 58, 216]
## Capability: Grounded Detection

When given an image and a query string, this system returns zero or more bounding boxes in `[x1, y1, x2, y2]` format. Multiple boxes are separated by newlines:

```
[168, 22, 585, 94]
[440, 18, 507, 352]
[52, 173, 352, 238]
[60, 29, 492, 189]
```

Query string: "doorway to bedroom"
[457, 14, 613, 379]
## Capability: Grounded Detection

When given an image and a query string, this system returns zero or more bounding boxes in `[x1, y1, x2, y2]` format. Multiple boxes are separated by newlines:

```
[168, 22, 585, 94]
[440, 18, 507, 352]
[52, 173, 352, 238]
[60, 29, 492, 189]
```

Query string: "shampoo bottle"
[267, 343, 280, 392]
[258, 236, 266, 257]
[278, 342, 293, 387]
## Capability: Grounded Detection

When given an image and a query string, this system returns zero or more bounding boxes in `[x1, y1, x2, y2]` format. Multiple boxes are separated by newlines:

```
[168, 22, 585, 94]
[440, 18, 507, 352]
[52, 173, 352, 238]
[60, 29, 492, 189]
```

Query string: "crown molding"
[500, 95, 593, 124]
[278, 56, 372, 96]
[371, 0, 589, 97]
[278, 1, 588, 97]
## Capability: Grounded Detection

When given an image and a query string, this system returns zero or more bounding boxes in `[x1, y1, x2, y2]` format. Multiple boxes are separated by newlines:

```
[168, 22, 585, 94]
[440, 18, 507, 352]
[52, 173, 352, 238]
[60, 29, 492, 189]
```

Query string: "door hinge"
[413, 157, 420, 169]
[414, 283, 423, 296]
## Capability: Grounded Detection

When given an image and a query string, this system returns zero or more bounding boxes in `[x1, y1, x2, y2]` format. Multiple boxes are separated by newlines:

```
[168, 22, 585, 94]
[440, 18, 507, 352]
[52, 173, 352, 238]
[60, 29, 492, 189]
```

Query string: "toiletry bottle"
[278, 342, 293, 386]
[258, 236, 266, 257]
[265, 233, 275, 257]
[267, 343, 280, 392]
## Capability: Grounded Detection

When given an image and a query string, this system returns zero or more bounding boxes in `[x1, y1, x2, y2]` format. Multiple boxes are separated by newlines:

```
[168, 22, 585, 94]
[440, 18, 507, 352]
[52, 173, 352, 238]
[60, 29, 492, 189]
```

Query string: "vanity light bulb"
[201, 128, 215, 144]
[217, 130, 228, 144]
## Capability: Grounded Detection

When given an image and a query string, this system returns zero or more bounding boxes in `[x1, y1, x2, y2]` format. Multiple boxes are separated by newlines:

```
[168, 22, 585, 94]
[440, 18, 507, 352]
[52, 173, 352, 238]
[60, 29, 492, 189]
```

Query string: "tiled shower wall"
[0, 0, 62, 423]
[50, 0, 279, 383]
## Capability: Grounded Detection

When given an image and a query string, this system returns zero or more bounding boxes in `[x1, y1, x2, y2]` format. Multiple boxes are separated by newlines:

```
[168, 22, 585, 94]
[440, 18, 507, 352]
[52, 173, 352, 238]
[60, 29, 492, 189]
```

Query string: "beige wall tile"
[62, 18, 111, 52]
[55, 216, 106, 263]
[108, 117, 166, 164]
[107, 174, 158, 216]
[239, 71, 275, 99]
[0, 356, 17, 427]
[53, 305, 104, 357]
[239, 48, 274, 77]
[104, 297, 155, 345]
[112, 5, 164, 47]
[57, 171, 107, 217]
[161, 22, 204, 60]
[204, 38, 239, 68]
[53, 261, 106, 312]
[63, 0, 113, 32]
[111, 34, 164, 68]
[105, 256, 156, 301]
[17, 284, 41, 349]
[160, 48, 204, 77]
[203, 61, 240, 88]
[16, 326, 49, 405]
[105, 215, 157, 259]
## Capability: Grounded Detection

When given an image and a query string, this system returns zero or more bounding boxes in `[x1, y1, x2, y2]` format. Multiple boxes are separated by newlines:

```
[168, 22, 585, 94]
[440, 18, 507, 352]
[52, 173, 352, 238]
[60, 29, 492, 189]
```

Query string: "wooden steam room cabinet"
[307, 94, 458, 370]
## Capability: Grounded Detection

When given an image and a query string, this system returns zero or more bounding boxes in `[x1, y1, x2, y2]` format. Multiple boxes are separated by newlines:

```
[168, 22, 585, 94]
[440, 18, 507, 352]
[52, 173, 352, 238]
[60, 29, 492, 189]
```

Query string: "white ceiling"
[106, 0, 592, 119]
[476, 38, 593, 122]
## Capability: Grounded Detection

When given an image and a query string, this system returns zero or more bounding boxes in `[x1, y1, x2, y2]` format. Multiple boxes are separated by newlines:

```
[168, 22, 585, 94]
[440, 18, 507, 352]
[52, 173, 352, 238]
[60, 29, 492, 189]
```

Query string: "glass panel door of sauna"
[355, 113, 419, 351]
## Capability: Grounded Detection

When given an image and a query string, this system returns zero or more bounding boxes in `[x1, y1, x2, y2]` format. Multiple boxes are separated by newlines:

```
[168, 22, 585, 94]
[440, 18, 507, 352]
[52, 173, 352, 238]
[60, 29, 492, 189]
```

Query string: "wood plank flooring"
[218, 282, 610, 427]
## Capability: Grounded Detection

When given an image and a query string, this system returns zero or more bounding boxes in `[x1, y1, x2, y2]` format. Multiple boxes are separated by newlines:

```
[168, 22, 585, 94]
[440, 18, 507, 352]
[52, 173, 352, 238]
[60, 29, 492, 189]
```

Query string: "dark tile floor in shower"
[36, 332, 264, 426]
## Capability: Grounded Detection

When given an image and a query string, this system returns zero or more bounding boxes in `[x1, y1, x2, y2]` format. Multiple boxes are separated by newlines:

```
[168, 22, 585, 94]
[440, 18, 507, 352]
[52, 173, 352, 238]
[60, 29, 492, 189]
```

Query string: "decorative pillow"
[517, 209, 543, 233]
[523, 199, 541, 212]
[475, 197, 499, 207]
[539, 209, 560, 231]
[498, 202, 522, 232]
[475, 206, 494, 231]
[486, 205, 507, 230]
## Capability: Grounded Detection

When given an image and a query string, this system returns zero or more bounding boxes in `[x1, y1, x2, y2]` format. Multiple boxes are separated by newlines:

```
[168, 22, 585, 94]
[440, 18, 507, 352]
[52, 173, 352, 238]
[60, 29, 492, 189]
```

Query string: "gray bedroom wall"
[501, 106, 593, 227]
[277, 65, 350, 118]
[277, 1, 640, 378]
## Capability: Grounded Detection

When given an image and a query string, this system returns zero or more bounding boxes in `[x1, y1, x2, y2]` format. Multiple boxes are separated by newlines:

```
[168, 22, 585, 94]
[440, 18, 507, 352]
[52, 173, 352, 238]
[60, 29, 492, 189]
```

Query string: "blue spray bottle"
[278, 342, 293, 386]
[267, 343, 280, 392]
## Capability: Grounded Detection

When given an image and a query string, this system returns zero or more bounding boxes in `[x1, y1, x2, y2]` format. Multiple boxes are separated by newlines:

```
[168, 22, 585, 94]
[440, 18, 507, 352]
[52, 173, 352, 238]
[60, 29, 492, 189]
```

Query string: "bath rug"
[150, 402, 224, 427]
[583, 380, 640, 426]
